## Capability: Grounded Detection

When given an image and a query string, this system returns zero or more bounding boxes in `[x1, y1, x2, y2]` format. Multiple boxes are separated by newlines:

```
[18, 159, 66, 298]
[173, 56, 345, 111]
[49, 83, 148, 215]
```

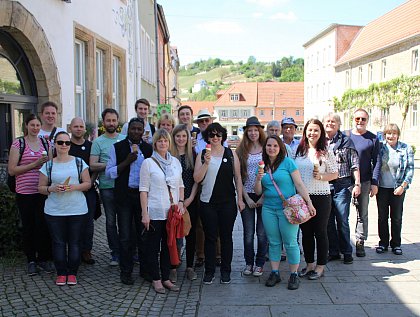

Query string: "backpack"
[46, 157, 83, 186]
[7, 137, 49, 193]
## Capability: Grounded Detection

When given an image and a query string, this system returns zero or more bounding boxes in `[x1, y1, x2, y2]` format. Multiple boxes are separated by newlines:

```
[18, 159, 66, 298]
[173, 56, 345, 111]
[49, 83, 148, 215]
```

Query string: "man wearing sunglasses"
[349, 108, 381, 257]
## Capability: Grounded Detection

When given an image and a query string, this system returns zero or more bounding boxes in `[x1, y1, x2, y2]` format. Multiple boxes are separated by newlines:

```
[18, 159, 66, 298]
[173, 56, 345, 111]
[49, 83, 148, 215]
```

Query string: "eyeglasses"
[354, 117, 367, 122]
[208, 132, 223, 138]
[198, 119, 210, 124]
[56, 140, 71, 146]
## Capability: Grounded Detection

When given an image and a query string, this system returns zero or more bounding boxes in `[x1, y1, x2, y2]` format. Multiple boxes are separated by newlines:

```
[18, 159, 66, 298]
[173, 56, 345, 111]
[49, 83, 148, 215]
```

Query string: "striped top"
[12, 138, 49, 195]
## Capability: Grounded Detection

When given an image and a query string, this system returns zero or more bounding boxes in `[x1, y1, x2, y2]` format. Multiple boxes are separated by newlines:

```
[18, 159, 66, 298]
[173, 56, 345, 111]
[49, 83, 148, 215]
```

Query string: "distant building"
[192, 79, 208, 93]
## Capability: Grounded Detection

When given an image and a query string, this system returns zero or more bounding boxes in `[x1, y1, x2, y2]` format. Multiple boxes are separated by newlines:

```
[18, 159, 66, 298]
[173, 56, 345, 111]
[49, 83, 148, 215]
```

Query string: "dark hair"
[236, 125, 266, 182]
[41, 101, 58, 113]
[101, 108, 119, 121]
[202, 122, 227, 144]
[25, 114, 42, 126]
[262, 135, 287, 173]
[135, 98, 151, 111]
[128, 117, 144, 129]
[177, 105, 193, 116]
[296, 118, 327, 158]
[54, 131, 70, 143]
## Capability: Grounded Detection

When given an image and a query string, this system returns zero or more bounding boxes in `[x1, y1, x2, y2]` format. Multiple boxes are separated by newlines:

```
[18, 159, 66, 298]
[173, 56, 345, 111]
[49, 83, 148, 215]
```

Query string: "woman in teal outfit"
[255, 135, 315, 290]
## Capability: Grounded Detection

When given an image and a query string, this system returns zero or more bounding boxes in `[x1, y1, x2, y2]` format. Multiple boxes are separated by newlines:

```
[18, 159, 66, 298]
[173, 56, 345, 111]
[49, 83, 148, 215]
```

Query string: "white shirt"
[38, 127, 66, 140]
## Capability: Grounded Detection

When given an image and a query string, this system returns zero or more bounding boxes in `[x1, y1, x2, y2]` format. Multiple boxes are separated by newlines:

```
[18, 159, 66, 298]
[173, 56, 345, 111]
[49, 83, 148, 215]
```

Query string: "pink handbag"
[268, 168, 312, 225]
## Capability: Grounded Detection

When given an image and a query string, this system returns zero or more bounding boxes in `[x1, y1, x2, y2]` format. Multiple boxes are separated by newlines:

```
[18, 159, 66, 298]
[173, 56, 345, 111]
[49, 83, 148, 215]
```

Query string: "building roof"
[214, 82, 258, 107]
[336, 0, 420, 66]
[256, 82, 304, 109]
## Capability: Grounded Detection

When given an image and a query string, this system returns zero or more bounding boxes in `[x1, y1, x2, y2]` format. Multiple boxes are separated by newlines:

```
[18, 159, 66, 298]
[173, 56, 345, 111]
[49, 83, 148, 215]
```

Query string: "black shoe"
[328, 254, 341, 262]
[220, 272, 231, 284]
[120, 273, 134, 285]
[287, 273, 300, 290]
[307, 270, 324, 280]
[195, 257, 204, 268]
[140, 271, 153, 282]
[265, 272, 281, 287]
[280, 255, 287, 262]
[298, 267, 314, 278]
[38, 261, 55, 274]
[356, 241, 366, 257]
[343, 254, 353, 264]
[203, 273, 215, 285]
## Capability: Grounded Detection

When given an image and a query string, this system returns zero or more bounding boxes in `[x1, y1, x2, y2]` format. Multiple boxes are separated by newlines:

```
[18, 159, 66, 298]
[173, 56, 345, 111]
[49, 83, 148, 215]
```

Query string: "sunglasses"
[208, 132, 223, 138]
[198, 119, 210, 124]
[56, 140, 71, 146]
[354, 117, 367, 122]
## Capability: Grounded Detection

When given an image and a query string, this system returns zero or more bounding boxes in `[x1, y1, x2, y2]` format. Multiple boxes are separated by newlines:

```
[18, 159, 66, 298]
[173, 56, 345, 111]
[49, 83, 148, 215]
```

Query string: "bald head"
[70, 117, 86, 140]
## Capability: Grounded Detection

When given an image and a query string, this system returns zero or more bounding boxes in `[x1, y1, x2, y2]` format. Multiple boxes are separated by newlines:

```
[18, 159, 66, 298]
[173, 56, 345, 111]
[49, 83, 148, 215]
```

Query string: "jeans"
[116, 189, 144, 275]
[328, 178, 353, 256]
[376, 187, 405, 248]
[300, 194, 332, 265]
[16, 193, 52, 263]
[81, 187, 96, 252]
[100, 188, 119, 257]
[45, 214, 87, 276]
[200, 200, 237, 275]
[355, 181, 371, 242]
[241, 193, 267, 267]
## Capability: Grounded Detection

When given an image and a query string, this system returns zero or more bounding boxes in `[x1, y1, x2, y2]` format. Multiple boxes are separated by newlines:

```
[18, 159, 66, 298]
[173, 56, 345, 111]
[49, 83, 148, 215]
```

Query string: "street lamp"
[167, 87, 177, 102]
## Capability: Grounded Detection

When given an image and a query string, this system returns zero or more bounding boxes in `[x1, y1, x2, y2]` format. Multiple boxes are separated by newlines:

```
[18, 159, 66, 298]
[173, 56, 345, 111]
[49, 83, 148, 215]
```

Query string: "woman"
[194, 123, 245, 285]
[157, 113, 176, 134]
[236, 117, 267, 277]
[376, 123, 414, 256]
[255, 136, 315, 289]
[8, 114, 53, 276]
[140, 129, 184, 294]
[38, 132, 91, 286]
[171, 124, 199, 281]
[295, 119, 338, 280]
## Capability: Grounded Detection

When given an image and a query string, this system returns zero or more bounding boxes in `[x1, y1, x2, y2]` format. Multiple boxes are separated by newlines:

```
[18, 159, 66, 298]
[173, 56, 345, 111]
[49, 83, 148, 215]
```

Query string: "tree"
[279, 66, 304, 82]
[218, 68, 230, 81]
[247, 56, 256, 64]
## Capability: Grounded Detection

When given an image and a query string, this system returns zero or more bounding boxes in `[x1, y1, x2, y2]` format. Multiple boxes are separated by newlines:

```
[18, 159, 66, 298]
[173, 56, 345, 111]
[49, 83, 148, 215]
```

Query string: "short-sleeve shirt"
[261, 157, 297, 209]
[40, 158, 89, 216]
[244, 152, 262, 193]
[90, 133, 125, 189]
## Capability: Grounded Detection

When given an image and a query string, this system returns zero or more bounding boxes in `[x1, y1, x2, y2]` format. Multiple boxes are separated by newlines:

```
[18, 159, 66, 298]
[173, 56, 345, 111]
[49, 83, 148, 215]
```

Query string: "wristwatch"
[354, 183, 361, 187]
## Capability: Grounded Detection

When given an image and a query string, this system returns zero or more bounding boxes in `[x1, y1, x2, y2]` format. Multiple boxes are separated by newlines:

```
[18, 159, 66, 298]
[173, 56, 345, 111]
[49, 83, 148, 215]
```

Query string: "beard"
[105, 125, 117, 133]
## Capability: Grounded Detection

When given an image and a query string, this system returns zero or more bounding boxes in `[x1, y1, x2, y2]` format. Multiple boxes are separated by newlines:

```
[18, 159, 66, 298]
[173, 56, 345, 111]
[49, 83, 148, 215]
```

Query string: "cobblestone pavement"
[2, 170, 420, 316]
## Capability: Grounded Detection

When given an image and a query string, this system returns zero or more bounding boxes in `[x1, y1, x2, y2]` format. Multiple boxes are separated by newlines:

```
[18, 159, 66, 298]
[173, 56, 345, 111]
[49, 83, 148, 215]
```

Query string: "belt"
[127, 187, 139, 193]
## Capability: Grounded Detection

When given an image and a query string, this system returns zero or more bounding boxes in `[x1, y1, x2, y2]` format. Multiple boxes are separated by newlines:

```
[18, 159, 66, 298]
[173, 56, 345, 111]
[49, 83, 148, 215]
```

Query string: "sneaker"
[110, 255, 119, 266]
[203, 273, 215, 285]
[67, 275, 77, 285]
[287, 273, 300, 290]
[328, 254, 341, 262]
[27, 262, 38, 276]
[253, 266, 263, 277]
[38, 261, 55, 274]
[82, 251, 95, 265]
[220, 272, 231, 284]
[343, 254, 354, 264]
[169, 269, 177, 283]
[132, 254, 140, 264]
[356, 241, 366, 257]
[265, 271, 281, 287]
[55, 275, 66, 286]
[243, 265, 253, 276]
[186, 268, 197, 281]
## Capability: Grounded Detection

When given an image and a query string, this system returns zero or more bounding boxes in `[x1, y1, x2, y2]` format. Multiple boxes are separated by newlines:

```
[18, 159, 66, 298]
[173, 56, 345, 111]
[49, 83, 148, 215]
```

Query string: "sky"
[158, 0, 407, 66]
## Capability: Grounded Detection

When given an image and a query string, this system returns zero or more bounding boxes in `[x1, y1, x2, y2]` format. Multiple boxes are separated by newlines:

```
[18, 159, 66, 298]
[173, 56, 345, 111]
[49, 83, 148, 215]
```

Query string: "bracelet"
[319, 175, 323, 181]
[179, 200, 184, 203]
[46, 186, 50, 194]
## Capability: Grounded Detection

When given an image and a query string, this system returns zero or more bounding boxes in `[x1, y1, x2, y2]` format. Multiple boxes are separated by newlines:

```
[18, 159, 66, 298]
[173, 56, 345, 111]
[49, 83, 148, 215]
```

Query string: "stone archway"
[0, 1, 62, 122]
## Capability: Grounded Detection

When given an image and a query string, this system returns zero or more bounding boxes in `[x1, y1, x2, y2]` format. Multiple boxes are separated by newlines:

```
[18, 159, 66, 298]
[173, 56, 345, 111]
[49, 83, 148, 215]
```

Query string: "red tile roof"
[256, 82, 304, 108]
[214, 82, 258, 107]
[336, 0, 420, 66]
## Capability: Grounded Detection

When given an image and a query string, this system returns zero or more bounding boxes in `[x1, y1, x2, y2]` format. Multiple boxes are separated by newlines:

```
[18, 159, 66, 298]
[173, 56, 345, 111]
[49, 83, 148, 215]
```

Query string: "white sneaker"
[253, 266, 263, 277]
[109, 255, 119, 266]
[243, 265, 253, 276]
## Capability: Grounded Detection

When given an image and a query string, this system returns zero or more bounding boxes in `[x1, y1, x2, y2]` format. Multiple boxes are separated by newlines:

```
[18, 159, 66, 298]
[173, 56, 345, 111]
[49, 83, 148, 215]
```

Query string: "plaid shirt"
[328, 131, 359, 179]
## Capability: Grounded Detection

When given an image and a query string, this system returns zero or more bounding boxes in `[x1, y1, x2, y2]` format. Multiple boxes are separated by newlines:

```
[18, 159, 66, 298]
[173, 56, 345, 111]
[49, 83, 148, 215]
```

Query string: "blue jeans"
[45, 214, 87, 276]
[81, 187, 96, 252]
[355, 181, 371, 242]
[241, 193, 267, 267]
[100, 188, 119, 257]
[328, 178, 352, 256]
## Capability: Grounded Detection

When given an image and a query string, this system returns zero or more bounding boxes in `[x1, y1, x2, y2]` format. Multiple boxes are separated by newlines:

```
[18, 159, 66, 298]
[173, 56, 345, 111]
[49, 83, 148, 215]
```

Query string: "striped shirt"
[12, 138, 49, 194]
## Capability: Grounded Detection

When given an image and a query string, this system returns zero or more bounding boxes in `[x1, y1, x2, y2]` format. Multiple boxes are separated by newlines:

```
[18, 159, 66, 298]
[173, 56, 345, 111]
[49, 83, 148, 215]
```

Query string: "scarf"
[152, 151, 176, 187]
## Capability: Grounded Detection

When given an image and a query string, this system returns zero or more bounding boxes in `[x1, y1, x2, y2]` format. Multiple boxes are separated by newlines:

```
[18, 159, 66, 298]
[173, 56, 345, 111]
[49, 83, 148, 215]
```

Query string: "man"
[106, 118, 152, 285]
[281, 117, 300, 156]
[349, 108, 381, 257]
[69, 117, 97, 265]
[90, 109, 126, 266]
[38, 101, 66, 140]
[323, 113, 361, 264]
[121, 98, 155, 143]
[177, 105, 200, 147]
[267, 120, 293, 158]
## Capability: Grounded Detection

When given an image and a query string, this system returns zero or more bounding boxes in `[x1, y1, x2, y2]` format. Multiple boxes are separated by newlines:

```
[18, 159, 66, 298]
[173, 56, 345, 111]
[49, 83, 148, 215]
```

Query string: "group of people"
[8, 100, 414, 292]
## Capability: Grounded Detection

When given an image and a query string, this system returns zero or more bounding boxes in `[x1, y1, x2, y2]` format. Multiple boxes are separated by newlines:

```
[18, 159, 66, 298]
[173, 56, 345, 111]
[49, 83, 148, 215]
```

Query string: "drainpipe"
[154, 0, 160, 104]
[134, 0, 141, 100]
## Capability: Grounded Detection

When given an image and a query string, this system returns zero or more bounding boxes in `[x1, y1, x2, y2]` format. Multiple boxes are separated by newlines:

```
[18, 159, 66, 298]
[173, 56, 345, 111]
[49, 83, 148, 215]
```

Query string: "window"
[323, 48, 326, 67]
[412, 104, 418, 127]
[220, 110, 227, 118]
[260, 109, 264, 116]
[140, 26, 156, 85]
[345, 70, 350, 88]
[358, 66, 363, 85]
[412, 50, 419, 73]
[232, 110, 238, 117]
[243, 109, 249, 117]
[296, 109, 300, 116]
[316, 51, 319, 69]
[368, 63, 373, 83]
[282, 110, 286, 116]
[112, 56, 120, 112]
[381, 59, 387, 80]
[328, 45, 332, 66]
[230, 94, 239, 101]
[96, 49, 104, 116]
[74, 40, 86, 119]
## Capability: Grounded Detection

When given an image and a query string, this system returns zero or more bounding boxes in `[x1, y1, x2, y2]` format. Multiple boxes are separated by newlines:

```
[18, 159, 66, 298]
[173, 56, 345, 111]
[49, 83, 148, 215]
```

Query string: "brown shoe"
[82, 251, 95, 264]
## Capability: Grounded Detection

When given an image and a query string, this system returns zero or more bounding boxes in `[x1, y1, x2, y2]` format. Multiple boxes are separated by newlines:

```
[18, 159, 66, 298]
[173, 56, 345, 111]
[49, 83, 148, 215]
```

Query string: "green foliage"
[97, 120, 123, 136]
[0, 78, 22, 95]
[0, 186, 22, 257]
[279, 66, 304, 82]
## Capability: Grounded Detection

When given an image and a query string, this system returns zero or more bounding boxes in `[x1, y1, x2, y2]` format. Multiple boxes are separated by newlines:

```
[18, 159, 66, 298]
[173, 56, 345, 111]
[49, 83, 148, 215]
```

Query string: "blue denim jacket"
[379, 141, 414, 190]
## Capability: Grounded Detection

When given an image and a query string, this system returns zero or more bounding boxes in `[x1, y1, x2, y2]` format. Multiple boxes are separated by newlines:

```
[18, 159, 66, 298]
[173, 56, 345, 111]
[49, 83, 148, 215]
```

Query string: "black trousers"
[185, 197, 198, 268]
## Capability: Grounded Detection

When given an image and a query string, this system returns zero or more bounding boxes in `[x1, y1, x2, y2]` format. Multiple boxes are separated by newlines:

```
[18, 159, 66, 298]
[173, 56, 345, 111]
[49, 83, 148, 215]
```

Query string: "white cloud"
[246, 0, 289, 7]
[252, 12, 264, 18]
[270, 11, 297, 21]
[197, 21, 244, 34]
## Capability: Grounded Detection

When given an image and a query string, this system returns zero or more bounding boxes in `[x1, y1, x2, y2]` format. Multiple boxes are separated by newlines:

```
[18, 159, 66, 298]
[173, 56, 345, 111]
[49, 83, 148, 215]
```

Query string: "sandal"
[375, 246, 388, 254]
[392, 247, 403, 255]
[163, 281, 180, 292]
[152, 281, 166, 294]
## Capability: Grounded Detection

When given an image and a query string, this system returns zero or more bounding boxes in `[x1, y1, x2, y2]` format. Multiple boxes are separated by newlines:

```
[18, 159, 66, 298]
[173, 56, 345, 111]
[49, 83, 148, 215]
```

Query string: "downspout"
[154, 0, 160, 104]
[134, 0, 141, 99]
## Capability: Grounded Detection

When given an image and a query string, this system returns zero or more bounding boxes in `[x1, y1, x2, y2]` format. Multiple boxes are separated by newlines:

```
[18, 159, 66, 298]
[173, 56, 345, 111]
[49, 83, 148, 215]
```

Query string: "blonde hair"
[158, 113, 175, 129]
[152, 128, 172, 151]
[383, 123, 400, 137]
[171, 124, 194, 170]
